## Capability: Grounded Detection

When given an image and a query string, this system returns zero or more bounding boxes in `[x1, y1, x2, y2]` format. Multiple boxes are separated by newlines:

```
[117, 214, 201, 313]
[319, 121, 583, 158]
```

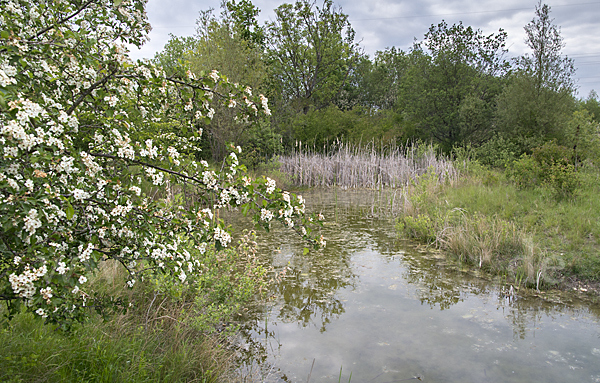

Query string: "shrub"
[473, 135, 522, 168]
[0, 0, 324, 330]
[396, 214, 438, 243]
[508, 141, 580, 199]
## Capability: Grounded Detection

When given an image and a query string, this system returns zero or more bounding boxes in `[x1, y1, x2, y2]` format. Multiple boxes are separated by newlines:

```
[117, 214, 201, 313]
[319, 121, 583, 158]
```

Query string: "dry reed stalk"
[278, 141, 457, 188]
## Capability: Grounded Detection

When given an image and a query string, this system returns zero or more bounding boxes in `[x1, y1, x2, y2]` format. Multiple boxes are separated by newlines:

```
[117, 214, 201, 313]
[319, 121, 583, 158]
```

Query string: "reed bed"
[278, 141, 457, 188]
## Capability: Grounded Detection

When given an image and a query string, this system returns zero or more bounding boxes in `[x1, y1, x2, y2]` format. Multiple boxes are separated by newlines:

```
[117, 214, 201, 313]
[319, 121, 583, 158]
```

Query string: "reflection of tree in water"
[248, 192, 404, 332]
[397, 250, 492, 310]
[260, 220, 360, 332]
[497, 291, 600, 340]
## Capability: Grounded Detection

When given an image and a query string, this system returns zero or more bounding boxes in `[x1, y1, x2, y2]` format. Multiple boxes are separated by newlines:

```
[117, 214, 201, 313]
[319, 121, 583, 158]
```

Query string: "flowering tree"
[0, 0, 324, 328]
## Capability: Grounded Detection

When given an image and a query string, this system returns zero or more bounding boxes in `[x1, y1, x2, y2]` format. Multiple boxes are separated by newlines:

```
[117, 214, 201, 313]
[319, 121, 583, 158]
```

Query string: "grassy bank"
[270, 141, 600, 290]
[0, 293, 228, 383]
[396, 162, 600, 290]
[1, 233, 270, 383]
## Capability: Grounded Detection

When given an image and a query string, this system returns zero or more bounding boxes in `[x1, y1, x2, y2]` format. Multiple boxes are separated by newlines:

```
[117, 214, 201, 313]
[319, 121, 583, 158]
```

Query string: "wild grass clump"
[441, 215, 544, 282]
[278, 140, 457, 188]
[0, 232, 270, 383]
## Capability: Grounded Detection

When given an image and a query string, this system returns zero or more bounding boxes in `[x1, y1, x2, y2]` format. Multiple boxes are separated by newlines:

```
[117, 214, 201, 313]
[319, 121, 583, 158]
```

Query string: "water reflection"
[231, 190, 600, 382]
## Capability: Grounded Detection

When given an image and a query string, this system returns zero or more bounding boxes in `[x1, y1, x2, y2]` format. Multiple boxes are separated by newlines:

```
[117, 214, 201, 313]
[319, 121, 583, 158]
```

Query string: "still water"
[236, 190, 600, 383]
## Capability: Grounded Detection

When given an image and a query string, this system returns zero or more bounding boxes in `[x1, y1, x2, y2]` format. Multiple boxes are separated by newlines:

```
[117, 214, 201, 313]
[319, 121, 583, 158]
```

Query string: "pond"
[234, 190, 600, 383]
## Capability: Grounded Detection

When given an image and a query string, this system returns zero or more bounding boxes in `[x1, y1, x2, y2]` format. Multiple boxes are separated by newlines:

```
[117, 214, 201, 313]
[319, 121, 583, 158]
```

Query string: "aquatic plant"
[277, 140, 457, 188]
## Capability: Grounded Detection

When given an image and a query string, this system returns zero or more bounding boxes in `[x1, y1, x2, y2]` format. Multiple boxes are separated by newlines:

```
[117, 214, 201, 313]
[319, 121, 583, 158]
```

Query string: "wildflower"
[319, 235, 326, 247]
[56, 262, 69, 275]
[40, 286, 53, 302]
[72, 188, 90, 201]
[214, 227, 231, 247]
[24, 209, 42, 236]
[208, 69, 219, 82]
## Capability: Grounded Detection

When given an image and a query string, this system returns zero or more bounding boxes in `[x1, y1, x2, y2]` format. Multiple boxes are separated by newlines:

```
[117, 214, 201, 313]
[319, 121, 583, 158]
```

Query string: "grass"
[0, 281, 230, 383]
[0, 233, 272, 383]
[396, 161, 600, 288]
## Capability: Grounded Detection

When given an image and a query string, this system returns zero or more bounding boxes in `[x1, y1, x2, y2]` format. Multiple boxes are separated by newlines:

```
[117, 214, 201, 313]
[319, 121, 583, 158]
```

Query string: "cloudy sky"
[129, 0, 600, 98]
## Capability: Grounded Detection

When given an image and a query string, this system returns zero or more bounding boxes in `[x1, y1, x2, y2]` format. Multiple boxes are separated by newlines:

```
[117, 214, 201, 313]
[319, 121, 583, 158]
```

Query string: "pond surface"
[235, 190, 600, 383]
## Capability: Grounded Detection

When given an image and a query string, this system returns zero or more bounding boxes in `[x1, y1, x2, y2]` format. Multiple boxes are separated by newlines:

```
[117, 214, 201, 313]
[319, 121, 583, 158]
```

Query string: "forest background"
[154, 0, 600, 169]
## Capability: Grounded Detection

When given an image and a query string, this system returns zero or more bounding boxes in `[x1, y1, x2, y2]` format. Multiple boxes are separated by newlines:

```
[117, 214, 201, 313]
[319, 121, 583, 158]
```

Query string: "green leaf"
[0, 31, 8, 39]
[241, 203, 250, 216]
[303, 247, 310, 256]
[66, 203, 75, 220]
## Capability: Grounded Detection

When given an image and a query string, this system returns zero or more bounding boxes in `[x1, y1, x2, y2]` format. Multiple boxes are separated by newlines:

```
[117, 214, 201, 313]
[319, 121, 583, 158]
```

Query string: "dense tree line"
[157, 0, 599, 166]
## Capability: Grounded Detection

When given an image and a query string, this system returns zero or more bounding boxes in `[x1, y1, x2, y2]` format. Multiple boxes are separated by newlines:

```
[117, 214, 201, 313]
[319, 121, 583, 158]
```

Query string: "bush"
[508, 141, 580, 199]
[396, 214, 438, 243]
[473, 135, 522, 168]
[508, 154, 540, 189]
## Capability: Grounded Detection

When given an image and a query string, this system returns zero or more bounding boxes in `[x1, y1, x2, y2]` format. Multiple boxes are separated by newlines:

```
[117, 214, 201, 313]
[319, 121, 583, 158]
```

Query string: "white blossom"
[260, 208, 273, 222]
[23, 209, 42, 236]
[265, 177, 276, 194]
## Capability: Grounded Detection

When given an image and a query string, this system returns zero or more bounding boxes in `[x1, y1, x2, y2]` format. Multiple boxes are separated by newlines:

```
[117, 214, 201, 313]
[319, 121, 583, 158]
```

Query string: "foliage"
[397, 21, 509, 151]
[187, 231, 270, 334]
[153, 34, 198, 77]
[265, 0, 361, 114]
[516, 1, 576, 95]
[495, 2, 576, 143]
[238, 119, 283, 169]
[225, 0, 265, 47]
[334, 47, 409, 111]
[564, 109, 600, 165]
[508, 141, 581, 199]
[360, 47, 409, 110]
[289, 105, 401, 148]
[396, 214, 438, 244]
[186, 5, 269, 161]
[579, 90, 600, 123]
[495, 73, 575, 143]
[0, 0, 324, 329]
[471, 134, 523, 168]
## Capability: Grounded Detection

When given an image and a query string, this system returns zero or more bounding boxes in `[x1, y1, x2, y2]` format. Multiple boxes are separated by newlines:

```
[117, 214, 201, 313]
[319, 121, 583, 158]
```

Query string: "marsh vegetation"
[3, 0, 600, 382]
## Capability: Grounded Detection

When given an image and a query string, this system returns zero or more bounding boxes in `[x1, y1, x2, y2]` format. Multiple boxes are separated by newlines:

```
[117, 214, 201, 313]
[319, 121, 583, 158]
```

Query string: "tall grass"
[0, 232, 272, 382]
[0, 262, 232, 383]
[278, 141, 457, 188]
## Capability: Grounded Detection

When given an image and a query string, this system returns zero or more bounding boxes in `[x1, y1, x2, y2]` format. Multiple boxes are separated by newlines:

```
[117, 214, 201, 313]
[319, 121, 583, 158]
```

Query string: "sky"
[129, 0, 600, 98]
